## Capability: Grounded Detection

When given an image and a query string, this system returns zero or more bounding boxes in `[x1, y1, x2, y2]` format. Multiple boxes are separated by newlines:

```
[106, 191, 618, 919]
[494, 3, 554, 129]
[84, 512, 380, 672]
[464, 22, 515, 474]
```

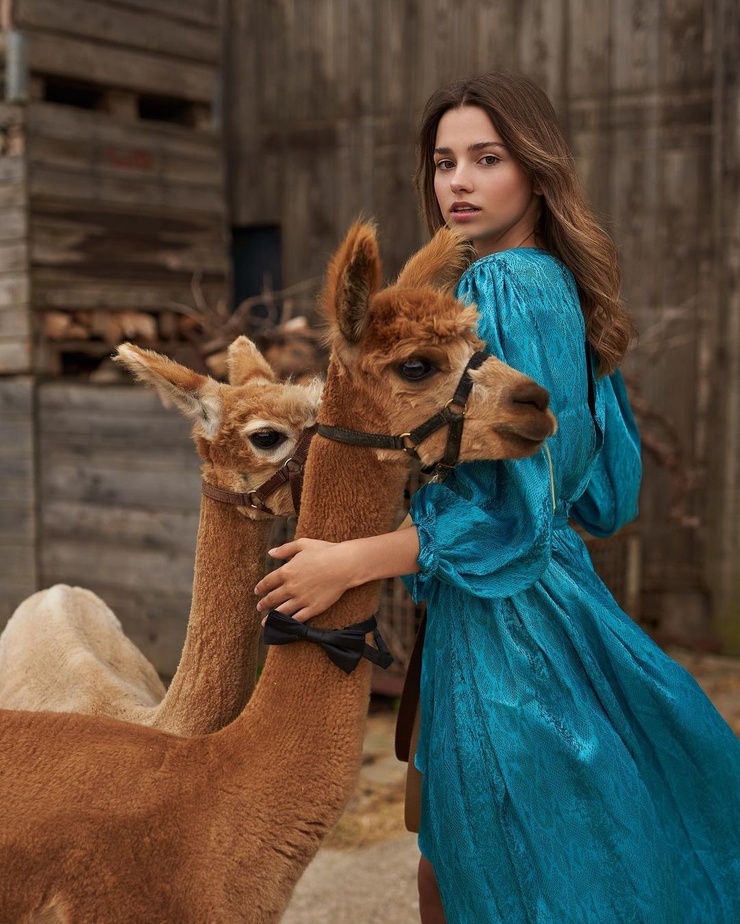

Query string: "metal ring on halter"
[398, 433, 419, 456]
[246, 491, 270, 511]
[443, 396, 467, 415]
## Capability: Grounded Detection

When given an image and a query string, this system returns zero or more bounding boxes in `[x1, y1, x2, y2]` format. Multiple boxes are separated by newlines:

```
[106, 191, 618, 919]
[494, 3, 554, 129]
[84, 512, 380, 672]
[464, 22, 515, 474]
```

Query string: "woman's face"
[433, 105, 541, 258]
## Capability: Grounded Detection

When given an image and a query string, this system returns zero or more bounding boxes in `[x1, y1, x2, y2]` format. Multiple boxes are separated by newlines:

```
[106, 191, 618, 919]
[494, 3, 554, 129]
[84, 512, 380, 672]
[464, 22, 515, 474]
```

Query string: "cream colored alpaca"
[0, 337, 321, 734]
[0, 223, 556, 922]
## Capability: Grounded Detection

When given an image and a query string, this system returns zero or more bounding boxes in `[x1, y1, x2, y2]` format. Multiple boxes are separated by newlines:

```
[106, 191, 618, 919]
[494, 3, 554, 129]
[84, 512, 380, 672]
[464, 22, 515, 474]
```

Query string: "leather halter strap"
[317, 351, 488, 473]
[201, 424, 318, 516]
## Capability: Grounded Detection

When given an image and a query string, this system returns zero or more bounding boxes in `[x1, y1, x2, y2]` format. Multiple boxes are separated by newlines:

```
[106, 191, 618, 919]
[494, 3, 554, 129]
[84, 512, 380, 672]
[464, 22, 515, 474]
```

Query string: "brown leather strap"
[201, 424, 318, 514]
[395, 610, 426, 762]
[201, 482, 254, 506]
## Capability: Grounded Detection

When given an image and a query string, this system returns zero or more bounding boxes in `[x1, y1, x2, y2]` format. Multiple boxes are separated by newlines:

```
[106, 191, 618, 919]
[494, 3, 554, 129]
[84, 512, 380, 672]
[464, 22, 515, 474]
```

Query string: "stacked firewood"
[39, 276, 328, 383]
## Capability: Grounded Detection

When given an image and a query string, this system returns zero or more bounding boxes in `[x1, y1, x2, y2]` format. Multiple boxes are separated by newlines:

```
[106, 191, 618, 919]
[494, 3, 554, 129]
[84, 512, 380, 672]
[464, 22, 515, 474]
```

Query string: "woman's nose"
[450, 167, 473, 194]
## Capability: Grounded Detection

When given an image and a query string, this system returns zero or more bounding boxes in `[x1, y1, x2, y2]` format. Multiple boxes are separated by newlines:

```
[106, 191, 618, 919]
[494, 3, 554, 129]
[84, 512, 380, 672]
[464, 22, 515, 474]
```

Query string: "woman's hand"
[254, 538, 357, 623]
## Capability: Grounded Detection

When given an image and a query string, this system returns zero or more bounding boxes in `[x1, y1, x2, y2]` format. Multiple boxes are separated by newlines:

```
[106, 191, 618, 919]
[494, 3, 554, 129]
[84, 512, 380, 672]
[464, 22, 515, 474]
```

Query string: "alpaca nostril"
[512, 382, 550, 413]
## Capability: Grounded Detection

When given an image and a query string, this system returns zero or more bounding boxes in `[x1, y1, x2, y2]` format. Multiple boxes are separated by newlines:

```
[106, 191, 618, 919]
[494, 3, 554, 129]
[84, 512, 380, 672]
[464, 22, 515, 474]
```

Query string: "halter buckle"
[246, 491, 270, 511]
[399, 433, 420, 457]
[443, 396, 467, 416]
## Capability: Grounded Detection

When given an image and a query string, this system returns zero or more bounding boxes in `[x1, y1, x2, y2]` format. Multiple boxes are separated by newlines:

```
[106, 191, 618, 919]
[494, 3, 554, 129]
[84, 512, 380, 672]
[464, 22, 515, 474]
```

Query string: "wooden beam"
[27, 32, 217, 103]
[705, 0, 740, 652]
[15, 0, 221, 64]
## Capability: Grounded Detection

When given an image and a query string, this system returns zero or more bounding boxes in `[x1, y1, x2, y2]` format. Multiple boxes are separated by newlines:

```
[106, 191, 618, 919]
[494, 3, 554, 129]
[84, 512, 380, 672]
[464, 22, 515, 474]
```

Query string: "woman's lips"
[450, 202, 481, 219]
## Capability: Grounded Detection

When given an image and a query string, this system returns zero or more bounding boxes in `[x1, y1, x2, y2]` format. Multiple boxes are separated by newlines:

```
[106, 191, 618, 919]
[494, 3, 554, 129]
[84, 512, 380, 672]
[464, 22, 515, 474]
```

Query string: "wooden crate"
[0, 0, 229, 378]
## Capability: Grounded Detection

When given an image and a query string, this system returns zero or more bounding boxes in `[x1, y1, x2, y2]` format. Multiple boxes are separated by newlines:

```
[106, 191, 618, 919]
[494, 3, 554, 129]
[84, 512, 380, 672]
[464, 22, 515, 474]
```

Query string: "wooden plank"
[0, 542, 36, 580]
[26, 102, 221, 160]
[0, 158, 26, 183]
[27, 32, 218, 103]
[610, 0, 661, 95]
[518, 0, 567, 104]
[0, 424, 33, 458]
[0, 103, 25, 127]
[0, 376, 34, 415]
[0, 275, 29, 309]
[0, 184, 26, 210]
[29, 214, 229, 277]
[28, 165, 225, 216]
[16, 0, 221, 64]
[704, 0, 740, 650]
[25, 131, 225, 188]
[41, 500, 199, 554]
[0, 340, 31, 372]
[0, 507, 35, 542]
[660, 0, 712, 90]
[41, 461, 200, 511]
[38, 382, 199, 425]
[107, 0, 219, 28]
[0, 208, 28, 242]
[0, 241, 28, 273]
[566, 0, 614, 224]
[0, 308, 31, 339]
[41, 539, 196, 594]
[39, 432, 200, 466]
[30, 274, 224, 311]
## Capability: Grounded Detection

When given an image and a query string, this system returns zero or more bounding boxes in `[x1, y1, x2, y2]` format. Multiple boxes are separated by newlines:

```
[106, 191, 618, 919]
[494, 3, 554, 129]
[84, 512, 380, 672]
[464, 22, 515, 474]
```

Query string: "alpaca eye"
[249, 430, 285, 450]
[398, 357, 433, 381]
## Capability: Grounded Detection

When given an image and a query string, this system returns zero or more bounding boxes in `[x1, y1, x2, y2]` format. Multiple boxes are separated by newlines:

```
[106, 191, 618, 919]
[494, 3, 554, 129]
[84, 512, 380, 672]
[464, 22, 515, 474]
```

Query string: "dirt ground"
[282, 646, 740, 924]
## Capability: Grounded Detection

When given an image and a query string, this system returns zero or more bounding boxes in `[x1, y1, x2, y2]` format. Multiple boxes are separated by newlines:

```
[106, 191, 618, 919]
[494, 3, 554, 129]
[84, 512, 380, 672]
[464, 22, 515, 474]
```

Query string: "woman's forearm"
[342, 522, 420, 588]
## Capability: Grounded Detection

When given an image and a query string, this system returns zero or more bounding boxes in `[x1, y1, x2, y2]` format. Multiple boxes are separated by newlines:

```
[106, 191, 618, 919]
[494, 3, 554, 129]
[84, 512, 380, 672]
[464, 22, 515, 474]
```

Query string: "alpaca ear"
[394, 227, 474, 295]
[226, 336, 276, 386]
[114, 343, 223, 440]
[320, 220, 382, 345]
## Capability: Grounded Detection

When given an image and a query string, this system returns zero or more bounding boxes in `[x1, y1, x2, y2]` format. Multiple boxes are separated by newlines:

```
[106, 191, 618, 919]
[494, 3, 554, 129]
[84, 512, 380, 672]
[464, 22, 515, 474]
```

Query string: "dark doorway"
[231, 226, 282, 322]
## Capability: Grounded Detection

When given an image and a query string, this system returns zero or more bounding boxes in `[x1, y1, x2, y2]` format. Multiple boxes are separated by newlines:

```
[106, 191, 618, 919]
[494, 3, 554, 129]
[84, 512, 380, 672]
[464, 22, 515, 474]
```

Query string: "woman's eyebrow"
[434, 141, 507, 155]
[469, 141, 506, 152]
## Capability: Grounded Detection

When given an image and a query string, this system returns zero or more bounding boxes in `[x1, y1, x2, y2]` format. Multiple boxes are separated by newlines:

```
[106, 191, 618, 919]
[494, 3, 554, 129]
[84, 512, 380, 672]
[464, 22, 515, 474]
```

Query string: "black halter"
[317, 351, 488, 474]
[201, 424, 318, 516]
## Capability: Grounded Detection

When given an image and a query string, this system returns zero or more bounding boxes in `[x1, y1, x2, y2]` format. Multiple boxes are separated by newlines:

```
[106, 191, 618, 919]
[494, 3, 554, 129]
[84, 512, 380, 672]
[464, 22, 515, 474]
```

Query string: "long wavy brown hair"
[414, 71, 635, 376]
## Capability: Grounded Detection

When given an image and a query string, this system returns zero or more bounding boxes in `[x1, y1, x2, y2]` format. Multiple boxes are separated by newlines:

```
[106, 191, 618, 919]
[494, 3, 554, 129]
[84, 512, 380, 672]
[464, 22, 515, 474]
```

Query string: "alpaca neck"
[213, 432, 409, 909]
[152, 496, 273, 735]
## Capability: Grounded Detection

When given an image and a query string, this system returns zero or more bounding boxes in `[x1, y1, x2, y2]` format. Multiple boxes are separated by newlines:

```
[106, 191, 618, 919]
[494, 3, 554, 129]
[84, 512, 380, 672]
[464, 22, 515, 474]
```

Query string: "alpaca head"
[319, 221, 557, 466]
[114, 337, 322, 519]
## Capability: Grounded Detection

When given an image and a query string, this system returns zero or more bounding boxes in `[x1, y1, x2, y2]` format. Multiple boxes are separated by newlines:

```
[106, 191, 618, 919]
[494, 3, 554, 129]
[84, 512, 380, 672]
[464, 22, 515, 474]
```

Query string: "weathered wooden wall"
[0, 105, 30, 374]
[0, 377, 36, 622]
[0, 1, 737, 665]
[0, 0, 229, 664]
[36, 383, 201, 676]
[227, 0, 739, 650]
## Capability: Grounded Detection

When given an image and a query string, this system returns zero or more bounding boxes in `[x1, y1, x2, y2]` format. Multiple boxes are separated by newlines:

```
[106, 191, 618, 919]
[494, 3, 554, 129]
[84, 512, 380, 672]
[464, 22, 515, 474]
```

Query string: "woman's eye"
[249, 430, 286, 450]
[435, 159, 454, 171]
[480, 154, 499, 166]
[398, 357, 433, 381]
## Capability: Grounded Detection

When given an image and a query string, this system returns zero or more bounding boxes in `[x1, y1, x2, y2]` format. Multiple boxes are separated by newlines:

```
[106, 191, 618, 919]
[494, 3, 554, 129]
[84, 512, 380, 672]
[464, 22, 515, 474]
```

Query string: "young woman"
[255, 72, 740, 923]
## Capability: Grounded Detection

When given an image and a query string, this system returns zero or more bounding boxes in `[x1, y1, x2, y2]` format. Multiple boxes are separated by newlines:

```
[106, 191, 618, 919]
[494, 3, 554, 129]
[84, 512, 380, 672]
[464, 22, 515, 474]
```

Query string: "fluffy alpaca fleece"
[0, 337, 322, 735]
[0, 222, 555, 922]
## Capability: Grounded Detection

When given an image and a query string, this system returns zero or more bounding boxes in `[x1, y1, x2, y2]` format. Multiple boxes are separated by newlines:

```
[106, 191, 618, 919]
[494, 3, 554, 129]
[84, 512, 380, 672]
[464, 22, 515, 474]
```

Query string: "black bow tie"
[262, 611, 394, 675]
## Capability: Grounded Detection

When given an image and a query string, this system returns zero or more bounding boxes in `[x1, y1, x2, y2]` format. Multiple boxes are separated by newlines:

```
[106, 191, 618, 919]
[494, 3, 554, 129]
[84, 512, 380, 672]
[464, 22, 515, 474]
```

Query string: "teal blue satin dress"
[404, 249, 740, 923]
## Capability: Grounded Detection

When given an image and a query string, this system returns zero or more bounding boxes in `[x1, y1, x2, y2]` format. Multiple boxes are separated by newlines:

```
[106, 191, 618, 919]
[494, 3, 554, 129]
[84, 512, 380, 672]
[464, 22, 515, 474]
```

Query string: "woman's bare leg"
[418, 855, 447, 923]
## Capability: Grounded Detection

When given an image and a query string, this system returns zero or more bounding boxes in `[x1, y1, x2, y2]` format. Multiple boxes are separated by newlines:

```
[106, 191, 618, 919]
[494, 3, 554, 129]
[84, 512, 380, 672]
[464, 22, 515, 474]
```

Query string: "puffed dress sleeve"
[569, 368, 642, 537]
[404, 254, 577, 602]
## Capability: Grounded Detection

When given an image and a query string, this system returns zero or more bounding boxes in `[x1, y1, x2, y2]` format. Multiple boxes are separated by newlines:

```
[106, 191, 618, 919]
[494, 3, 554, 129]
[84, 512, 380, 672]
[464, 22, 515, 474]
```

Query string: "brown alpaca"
[0, 223, 556, 922]
[0, 337, 321, 734]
